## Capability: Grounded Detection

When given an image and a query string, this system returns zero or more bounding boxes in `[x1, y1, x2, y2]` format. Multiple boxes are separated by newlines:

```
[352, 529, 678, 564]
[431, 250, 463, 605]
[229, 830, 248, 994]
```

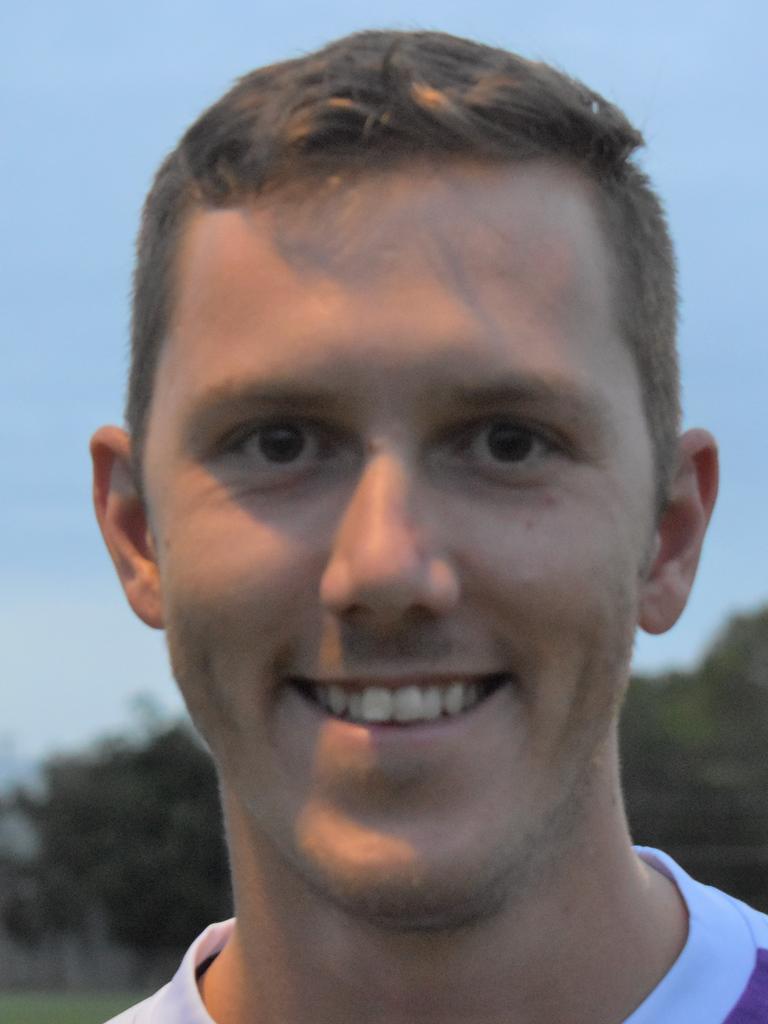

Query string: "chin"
[290, 805, 536, 933]
[301, 851, 512, 933]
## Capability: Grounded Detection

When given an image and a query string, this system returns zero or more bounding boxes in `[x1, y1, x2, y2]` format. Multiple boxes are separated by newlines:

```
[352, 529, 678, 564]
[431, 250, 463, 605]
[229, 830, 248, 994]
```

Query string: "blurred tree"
[622, 606, 768, 909]
[2, 720, 231, 957]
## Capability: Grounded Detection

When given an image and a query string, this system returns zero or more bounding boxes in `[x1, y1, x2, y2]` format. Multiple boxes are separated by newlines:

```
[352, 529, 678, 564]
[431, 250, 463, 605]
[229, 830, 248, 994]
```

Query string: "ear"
[90, 426, 164, 629]
[638, 428, 719, 635]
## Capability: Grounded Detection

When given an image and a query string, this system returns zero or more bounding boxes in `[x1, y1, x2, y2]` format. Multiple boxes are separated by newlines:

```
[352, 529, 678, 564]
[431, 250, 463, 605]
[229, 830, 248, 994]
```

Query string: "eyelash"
[220, 417, 562, 477]
[448, 419, 559, 465]
[224, 418, 340, 461]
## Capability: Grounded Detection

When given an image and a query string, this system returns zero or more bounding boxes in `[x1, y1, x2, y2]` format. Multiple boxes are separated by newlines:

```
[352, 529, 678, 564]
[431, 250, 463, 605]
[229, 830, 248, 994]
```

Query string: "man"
[91, 29, 767, 1024]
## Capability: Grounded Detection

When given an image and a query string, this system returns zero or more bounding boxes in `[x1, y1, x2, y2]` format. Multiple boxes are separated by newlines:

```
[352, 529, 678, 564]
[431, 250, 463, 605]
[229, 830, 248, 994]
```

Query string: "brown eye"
[485, 423, 535, 462]
[257, 424, 306, 463]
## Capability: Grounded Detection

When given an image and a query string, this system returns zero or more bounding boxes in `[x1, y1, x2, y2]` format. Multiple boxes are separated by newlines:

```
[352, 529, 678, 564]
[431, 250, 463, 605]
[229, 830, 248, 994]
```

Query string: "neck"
[202, 770, 687, 1024]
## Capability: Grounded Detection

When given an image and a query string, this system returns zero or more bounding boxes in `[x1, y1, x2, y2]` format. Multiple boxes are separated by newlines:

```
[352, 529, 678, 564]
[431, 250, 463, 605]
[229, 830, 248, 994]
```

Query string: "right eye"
[227, 420, 325, 467]
[218, 417, 360, 492]
[246, 423, 307, 463]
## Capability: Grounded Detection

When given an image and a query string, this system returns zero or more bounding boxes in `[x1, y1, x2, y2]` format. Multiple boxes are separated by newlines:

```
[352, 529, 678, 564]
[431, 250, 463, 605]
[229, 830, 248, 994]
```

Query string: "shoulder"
[634, 847, 768, 1022]
[638, 846, 768, 946]
[102, 992, 160, 1023]
[100, 919, 236, 1024]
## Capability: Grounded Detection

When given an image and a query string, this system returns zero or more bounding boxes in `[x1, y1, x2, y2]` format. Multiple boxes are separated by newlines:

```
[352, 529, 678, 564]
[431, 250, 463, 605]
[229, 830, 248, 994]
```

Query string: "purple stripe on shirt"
[723, 948, 768, 1022]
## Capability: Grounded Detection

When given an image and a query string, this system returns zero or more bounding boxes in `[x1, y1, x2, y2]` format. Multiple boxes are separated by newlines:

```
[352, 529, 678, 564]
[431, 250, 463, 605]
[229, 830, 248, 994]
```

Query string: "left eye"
[462, 420, 552, 466]
[482, 422, 537, 462]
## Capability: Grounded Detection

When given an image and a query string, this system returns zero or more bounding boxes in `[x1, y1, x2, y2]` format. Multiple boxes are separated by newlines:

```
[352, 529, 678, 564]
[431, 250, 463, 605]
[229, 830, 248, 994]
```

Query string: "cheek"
[158, 509, 321, 737]
[161, 496, 321, 617]
[463, 499, 641, 699]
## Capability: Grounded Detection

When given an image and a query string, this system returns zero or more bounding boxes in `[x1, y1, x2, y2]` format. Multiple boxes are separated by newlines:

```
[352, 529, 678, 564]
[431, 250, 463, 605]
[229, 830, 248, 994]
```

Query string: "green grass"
[0, 992, 145, 1024]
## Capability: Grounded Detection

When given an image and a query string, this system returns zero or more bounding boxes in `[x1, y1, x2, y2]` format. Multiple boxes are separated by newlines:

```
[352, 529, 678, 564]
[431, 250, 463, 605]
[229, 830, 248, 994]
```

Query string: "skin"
[92, 161, 718, 1024]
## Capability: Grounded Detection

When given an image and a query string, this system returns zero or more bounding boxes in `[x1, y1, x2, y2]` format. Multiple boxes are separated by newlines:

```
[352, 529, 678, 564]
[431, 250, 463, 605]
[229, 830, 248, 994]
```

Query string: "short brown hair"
[128, 29, 679, 502]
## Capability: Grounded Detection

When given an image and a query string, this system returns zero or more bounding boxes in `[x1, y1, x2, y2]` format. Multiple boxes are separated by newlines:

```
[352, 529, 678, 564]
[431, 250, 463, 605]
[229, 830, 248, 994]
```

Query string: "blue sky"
[3, 1, 766, 759]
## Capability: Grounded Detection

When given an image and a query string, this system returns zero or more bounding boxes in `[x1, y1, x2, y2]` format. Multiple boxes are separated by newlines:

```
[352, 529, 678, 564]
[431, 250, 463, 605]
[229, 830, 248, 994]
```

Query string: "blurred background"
[1, 0, 766, 1012]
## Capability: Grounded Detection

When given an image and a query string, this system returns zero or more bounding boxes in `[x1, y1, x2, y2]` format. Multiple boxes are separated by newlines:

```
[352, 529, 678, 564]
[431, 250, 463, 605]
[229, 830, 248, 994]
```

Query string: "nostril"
[318, 559, 355, 614]
[320, 549, 460, 620]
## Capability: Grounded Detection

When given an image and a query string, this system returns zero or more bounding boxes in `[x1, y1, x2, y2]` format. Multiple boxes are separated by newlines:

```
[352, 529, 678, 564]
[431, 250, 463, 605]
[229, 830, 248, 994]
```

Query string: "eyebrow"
[181, 370, 614, 439]
[184, 382, 345, 425]
[448, 376, 612, 423]
[180, 382, 346, 451]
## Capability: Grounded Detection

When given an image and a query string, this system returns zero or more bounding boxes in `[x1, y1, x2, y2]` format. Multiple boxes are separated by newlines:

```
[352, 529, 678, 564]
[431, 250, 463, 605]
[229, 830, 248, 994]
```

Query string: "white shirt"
[104, 848, 768, 1023]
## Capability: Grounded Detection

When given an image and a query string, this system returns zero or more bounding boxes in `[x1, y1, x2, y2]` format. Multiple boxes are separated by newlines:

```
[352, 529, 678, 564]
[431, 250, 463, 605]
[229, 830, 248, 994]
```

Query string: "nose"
[319, 451, 460, 627]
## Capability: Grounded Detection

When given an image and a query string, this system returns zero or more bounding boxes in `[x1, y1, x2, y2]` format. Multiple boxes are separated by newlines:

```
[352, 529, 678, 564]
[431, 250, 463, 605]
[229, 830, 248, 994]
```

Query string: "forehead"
[249, 160, 602, 280]
[142, 158, 657, 510]
[151, 161, 634, 457]
[162, 161, 621, 394]
[177, 159, 611, 286]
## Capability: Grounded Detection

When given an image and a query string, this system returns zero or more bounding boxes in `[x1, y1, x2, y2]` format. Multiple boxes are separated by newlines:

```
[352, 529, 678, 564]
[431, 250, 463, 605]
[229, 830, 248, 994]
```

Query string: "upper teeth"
[314, 680, 481, 724]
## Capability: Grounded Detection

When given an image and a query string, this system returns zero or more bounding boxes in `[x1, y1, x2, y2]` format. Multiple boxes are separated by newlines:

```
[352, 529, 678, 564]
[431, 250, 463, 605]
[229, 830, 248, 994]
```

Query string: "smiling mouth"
[289, 673, 510, 726]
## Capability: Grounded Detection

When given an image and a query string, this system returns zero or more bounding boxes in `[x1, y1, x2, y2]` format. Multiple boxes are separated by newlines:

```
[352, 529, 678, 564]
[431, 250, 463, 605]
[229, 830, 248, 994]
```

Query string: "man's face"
[138, 162, 660, 924]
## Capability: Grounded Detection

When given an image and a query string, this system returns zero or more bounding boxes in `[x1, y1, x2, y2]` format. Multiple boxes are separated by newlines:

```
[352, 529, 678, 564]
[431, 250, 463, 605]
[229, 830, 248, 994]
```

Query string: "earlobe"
[638, 429, 719, 635]
[90, 426, 164, 629]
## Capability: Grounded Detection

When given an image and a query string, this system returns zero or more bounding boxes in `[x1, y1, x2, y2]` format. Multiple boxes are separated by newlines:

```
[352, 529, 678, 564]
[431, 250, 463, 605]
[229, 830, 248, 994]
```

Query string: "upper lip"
[290, 671, 506, 691]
